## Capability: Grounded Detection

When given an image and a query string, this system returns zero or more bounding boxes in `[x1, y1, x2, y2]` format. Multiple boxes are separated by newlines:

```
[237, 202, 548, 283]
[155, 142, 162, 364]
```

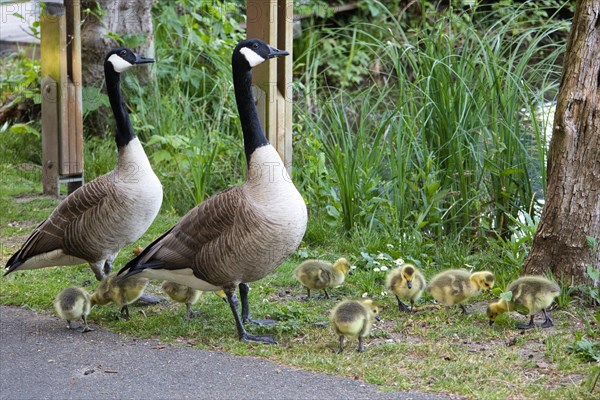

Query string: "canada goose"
[487, 276, 560, 330]
[4, 48, 162, 281]
[54, 286, 93, 332]
[91, 272, 149, 319]
[385, 263, 426, 312]
[331, 299, 380, 353]
[427, 269, 495, 319]
[118, 39, 307, 344]
[293, 257, 351, 299]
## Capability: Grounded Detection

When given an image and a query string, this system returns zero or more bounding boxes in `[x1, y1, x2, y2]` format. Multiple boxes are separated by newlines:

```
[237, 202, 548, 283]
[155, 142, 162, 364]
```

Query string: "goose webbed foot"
[227, 286, 277, 345]
[395, 296, 410, 313]
[185, 304, 201, 320]
[238, 283, 277, 326]
[81, 325, 94, 333]
[240, 332, 277, 344]
[357, 337, 366, 352]
[459, 304, 469, 314]
[539, 310, 553, 328]
[517, 315, 536, 330]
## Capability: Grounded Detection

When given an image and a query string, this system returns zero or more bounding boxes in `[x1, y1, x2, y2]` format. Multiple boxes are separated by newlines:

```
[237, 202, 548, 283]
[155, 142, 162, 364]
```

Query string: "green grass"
[1, 163, 598, 400]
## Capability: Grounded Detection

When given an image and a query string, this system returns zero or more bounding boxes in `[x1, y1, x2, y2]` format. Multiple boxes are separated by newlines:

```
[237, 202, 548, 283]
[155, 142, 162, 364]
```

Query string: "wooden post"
[39, 0, 83, 196]
[247, 0, 293, 172]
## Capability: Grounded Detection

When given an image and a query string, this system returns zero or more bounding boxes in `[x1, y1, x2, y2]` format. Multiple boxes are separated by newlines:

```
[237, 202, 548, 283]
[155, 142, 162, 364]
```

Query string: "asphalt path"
[0, 305, 455, 399]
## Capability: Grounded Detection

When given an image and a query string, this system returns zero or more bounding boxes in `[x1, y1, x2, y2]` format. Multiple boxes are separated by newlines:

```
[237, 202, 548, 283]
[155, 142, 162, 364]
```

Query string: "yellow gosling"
[162, 281, 202, 320]
[54, 286, 93, 333]
[331, 299, 380, 353]
[91, 273, 149, 319]
[293, 257, 351, 299]
[385, 263, 426, 313]
[487, 275, 560, 330]
[427, 269, 495, 319]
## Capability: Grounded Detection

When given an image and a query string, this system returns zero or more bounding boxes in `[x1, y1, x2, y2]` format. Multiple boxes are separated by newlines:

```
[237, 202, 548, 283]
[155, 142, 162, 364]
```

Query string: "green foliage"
[567, 332, 600, 363]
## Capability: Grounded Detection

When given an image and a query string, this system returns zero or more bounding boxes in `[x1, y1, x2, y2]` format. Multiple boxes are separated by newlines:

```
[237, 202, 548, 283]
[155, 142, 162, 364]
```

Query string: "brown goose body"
[118, 39, 306, 344]
[385, 264, 426, 312]
[4, 48, 162, 281]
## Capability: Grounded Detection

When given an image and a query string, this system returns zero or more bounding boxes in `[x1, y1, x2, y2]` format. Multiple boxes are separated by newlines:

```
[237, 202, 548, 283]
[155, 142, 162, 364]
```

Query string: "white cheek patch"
[240, 47, 266, 67]
[107, 54, 134, 73]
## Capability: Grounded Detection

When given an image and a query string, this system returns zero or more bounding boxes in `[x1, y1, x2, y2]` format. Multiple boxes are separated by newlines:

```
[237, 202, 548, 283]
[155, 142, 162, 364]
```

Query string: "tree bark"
[522, 0, 600, 284]
[80, 0, 155, 87]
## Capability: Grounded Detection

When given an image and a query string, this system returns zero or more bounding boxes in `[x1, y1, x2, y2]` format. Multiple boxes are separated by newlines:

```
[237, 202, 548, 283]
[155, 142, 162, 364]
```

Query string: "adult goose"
[118, 39, 308, 344]
[4, 48, 163, 281]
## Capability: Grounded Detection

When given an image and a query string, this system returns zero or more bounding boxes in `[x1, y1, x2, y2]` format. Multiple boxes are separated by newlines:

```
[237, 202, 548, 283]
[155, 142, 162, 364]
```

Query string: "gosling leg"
[66, 320, 74, 330]
[185, 303, 201, 320]
[120, 305, 130, 320]
[517, 315, 536, 330]
[539, 309, 554, 328]
[337, 335, 345, 353]
[81, 315, 94, 333]
[459, 304, 468, 314]
[226, 288, 276, 344]
[395, 295, 410, 313]
[357, 336, 365, 352]
[323, 288, 331, 299]
[305, 287, 311, 300]
[239, 283, 277, 326]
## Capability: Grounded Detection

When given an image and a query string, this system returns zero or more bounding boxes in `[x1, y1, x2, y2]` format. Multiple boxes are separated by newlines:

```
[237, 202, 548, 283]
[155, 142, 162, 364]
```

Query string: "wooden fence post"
[246, 0, 293, 173]
[39, 0, 83, 196]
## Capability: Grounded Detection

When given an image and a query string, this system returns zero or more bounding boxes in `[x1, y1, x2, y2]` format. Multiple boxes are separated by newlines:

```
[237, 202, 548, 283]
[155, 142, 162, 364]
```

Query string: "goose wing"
[5, 175, 115, 272]
[119, 186, 246, 282]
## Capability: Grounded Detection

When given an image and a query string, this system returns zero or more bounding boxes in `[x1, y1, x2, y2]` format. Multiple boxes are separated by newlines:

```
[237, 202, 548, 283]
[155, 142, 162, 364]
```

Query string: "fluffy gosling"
[54, 286, 93, 332]
[385, 263, 426, 313]
[487, 276, 560, 330]
[293, 257, 351, 299]
[91, 273, 149, 319]
[162, 281, 202, 320]
[427, 269, 495, 319]
[331, 299, 380, 353]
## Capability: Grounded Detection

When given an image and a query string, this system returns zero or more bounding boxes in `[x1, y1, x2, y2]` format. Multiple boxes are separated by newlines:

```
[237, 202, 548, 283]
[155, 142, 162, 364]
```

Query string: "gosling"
[331, 299, 380, 353]
[427, 269, 495, 319]
[162, 281, 201, 320]
[487, 276, 560, 330]
[385, 263, 426, 313]
[293, 257, 351, 299]
[54, 286, 93, 332]
[91, 273, 149, 319]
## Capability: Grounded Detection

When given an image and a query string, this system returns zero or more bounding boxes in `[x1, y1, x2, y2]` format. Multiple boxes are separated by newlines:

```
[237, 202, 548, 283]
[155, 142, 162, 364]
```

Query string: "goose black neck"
[104, 64, 136, 148]
[232, 64, 269, 164]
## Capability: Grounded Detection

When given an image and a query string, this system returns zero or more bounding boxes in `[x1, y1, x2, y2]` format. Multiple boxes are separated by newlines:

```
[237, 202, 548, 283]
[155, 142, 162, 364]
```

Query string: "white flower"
[373, 261, 381, 266]
[350, 265, 357, 270]
[386, 244, 394, 249]
[373, 267, 380, 272]
[380, 266, 389, 272]
[377, 253, 387, 260]
[361, 292, 369, 298]
[395, 258, 404, 266]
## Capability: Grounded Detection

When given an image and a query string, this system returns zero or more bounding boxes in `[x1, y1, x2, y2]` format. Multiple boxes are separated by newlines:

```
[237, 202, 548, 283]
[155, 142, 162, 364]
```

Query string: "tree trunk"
[522, 0, 600, 285]
[81, 0, 155, 87]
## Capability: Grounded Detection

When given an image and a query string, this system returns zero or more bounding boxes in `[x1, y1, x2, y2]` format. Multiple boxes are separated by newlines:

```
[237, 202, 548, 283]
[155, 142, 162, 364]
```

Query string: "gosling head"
[333, 257, 352, 275]
[471, 271, 495, 292]
[105, 47, 154, 73]
[361, 299, 381, 322]
[486, 301, 507, 326]
[401, 264, 416, 289]
[234, 38, 289, 70]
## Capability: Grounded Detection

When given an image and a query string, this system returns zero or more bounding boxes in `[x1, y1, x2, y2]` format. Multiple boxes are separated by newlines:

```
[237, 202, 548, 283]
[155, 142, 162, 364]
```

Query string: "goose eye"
[120, 50, 127, 56]
[252, 43, 259, 49]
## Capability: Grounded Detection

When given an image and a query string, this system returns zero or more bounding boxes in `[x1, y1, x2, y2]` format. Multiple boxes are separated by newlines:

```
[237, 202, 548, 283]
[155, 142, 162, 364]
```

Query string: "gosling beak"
[134, 53, 155, 64]
[348, 270, 354, 276]
[267, 45, 289, 59]
[375, 315, 381, 322]
[407, 281, 412, 289]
